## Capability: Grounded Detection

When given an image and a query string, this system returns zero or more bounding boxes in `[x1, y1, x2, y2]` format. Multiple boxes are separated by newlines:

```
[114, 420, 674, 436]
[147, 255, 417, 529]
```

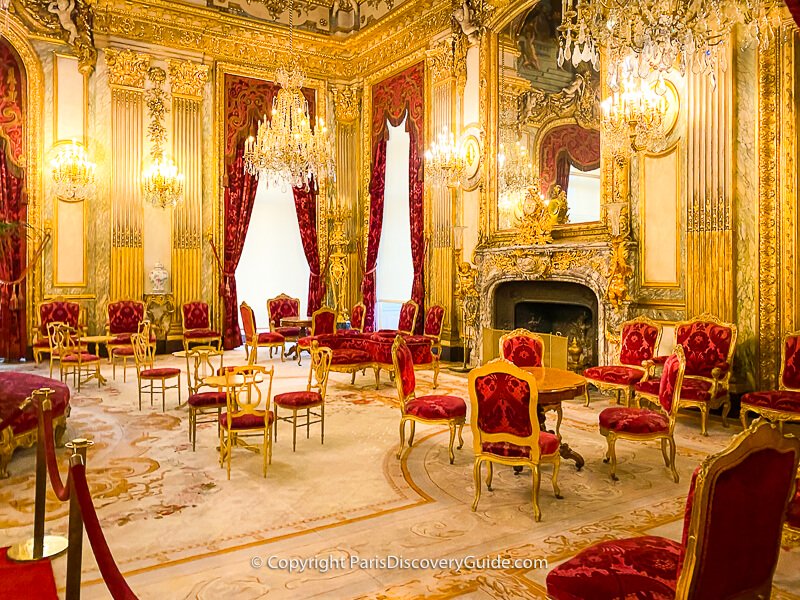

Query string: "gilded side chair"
[468, 358, 562, 522]
[181, 301, 222, 351]
[583, 316, 662, 407]
[240, 301, 285, 363]
[106, 300, 151, 382]
[404, 305, 446, 389]
[219, 364, 275, 479]
[296, 306, 336, 365]
[273, 341, 333, 451]
[634, 314, 737, 435]
[33, 298, 83, 367]
[740, 330, 800, 430]
[49, 322, 102, 392]
[184, 345, 226, 451]
[131, 324, 181, 411]
[547, 420, 800, 599]
[267, 293, 302, 354]
[391, 335, 466, 464]
[600, 345, 686, 483]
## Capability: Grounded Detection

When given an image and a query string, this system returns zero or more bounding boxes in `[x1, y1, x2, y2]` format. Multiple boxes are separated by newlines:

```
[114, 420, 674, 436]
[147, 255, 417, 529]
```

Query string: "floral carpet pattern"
[0, 354, 798, 599]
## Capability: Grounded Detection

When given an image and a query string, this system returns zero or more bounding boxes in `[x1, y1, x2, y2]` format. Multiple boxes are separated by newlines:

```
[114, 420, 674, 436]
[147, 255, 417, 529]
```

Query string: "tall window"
[237, 179, 310, 330]
[567, 167, 601, 222]
[375, 118, 413, 330]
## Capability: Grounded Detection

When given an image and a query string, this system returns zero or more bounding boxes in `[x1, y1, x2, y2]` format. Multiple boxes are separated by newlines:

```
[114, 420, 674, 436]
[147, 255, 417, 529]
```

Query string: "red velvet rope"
[41, 409, 70, 502]
[0, 403, 25, 433]
[71, 463, 138, 600]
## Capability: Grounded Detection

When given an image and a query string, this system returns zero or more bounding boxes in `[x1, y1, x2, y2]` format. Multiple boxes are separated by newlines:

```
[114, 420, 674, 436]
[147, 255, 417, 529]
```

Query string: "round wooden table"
[280, 316, 312, 359]
[522, 366, 586, 470]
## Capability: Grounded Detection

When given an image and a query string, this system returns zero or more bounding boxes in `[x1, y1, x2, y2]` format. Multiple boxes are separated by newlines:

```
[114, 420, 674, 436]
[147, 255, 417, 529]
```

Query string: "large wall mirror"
[497, 0, 602, 231]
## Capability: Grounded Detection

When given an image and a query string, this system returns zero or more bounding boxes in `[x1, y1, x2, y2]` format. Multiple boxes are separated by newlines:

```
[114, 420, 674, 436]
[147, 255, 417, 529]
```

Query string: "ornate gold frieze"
[332, 85, 361, 124]
[483, 247, 606, 280]
[520, 70, 600, 130]
[145, 67, 169, 158]
[104, 48, 150, 89]
[168, 59, 209, 98]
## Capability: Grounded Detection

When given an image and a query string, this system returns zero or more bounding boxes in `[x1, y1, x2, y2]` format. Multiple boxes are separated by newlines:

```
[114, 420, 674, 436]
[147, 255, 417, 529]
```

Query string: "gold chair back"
[131, 322, 155, 375]
[308, 341, 333, 400]
[185, 346, 225, 396]
[223, 365, 274, 426]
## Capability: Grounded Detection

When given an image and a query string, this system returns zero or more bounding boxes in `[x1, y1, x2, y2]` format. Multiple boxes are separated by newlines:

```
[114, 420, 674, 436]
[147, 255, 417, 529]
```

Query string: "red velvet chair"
[600, 345, 686, 483]
[132, 324, 181, 411]
[391, 335, 466, 464]
[32, 298, 83, 366]
[273, 341, 333, 451]
[547, 420, 800, 600]
[406, 304, 446, 356]
[181, 301, 221, 351]
[634, 314, 736, 435]
[584, 316, 662, 407]
[49, 322, 102, 392]
[499, 328, 545, 368]
[741, 330, 800, 430]
[267, 293, 302, 354]
[240, 301, 285, 363]
[378, 300, 419, 337]
[106, 300, 152, 381]
[297, 306, 336, 365]
[786, 469, 800, 547]
[468, 358, 562, 521]
[350, 302, 366, 333]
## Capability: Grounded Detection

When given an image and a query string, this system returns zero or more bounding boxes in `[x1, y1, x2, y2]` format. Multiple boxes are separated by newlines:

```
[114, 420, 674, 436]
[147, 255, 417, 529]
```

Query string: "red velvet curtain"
[555, 153, 571, 193]
[293, 183, 326, 315]
[0, 41, 27, 361]
[364, 63, 425, 331]
[221, 143, 259, 349]
[787, 0, 800, 28]
[221, 74, 316, 348]
[362, 140, 387, 331]
[539, 124, 601, 196]
[0, 144, 26, 361]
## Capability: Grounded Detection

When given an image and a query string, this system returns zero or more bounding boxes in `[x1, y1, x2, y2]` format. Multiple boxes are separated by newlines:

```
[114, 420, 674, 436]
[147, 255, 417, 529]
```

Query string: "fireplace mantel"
[473, 241, 636, 364]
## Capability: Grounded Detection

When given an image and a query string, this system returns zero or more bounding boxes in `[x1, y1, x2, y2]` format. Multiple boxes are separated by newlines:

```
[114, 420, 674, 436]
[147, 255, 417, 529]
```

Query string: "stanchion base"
[448, 366, 473, 373]
[7, 535, 68, 562]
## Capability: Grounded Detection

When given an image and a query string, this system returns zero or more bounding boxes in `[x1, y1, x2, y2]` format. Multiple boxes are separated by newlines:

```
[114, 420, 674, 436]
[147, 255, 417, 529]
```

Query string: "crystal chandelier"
[558, 0, 782, 89]
[244, 0, 333, 190]
[50, 140, 96, 201]
[498, 138, 534, 196]
[143, 158, 184, 209]
[600, 70, 669, 153]
[424, 127, 467, 188]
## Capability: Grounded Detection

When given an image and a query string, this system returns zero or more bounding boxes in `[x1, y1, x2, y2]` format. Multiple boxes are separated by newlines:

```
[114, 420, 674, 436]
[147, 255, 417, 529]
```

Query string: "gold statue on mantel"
[513, 183, 557, 245]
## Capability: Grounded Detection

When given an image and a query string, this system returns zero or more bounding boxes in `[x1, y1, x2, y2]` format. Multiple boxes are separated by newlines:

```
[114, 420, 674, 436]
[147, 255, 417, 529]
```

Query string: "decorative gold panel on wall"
[106, 49, 149, 302]
[641, 146, 680, 288]
[169, 60, 208, 317]
[686, 61, 733, 323]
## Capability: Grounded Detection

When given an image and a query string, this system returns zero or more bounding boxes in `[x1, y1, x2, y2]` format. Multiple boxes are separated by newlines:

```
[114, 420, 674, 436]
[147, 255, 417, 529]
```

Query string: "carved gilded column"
[426, 35, 459, 342]
[331, 85, 361, 312]
[105, 49, 149, 303]
[168, 60, 209, 328]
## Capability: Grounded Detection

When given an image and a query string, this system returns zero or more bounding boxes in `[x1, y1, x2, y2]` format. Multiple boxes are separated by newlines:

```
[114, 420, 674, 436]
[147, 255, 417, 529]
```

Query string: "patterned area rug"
[0, 354, 798, 599]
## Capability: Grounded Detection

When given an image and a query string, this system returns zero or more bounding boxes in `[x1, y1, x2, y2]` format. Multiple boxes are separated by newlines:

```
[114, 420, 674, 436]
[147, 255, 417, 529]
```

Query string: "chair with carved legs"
[50, 322, 102, 392]
[181, 301, 221, 351]
[297, 306, 336, 365]
[131, 324, 181, 411]
[184, 345, 226, 451]
[273, 341, 333, 451]
[468, 358, 562, 522]
[600, 345, 686, 483]
[240, 301, 285, 363]
[32, 298, 83, 367]
[392, 335, 466, 464]
[547, 420, 800, 599]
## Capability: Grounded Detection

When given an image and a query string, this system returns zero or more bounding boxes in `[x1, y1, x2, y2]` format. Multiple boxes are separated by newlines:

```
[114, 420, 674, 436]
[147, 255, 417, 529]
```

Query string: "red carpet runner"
[0, 547, 58, 600]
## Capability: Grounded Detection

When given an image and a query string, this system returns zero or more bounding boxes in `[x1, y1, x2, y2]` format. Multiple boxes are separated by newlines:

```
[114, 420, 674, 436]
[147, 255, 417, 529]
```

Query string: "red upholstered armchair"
[499, 328, 545, 368]
[267, 294, 302, 351]
[391, 335, 466, 464]
[584, 317, 662, 407]
[32, 299, 83, 365]
[350, 302, 366, 333]
[786, 469, 800, 546]
[547, 420, 800, 600]
[181, 301, 221, 351]
[420, 304, 446, 356]
[741, 330, 800, 430]
[297, 306, 336, 365]
[240, 302, 285, 363]
[600, 345, 686, 483]
[106, 300, 153, 380]
[378, 300, 419, 337]
[634, 314, 736, 435]
[468, 359, 562, 521]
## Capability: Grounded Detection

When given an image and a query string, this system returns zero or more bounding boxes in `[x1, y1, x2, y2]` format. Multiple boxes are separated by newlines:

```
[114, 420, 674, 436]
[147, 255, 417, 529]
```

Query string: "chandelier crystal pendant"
[600, 70, 669, 153]
[424, 127, 467, 189]
[243, 0, 334, 190]
[50, 140, 97, 201]
[498, 136, 534, 197]
[558, 0, 782, 89]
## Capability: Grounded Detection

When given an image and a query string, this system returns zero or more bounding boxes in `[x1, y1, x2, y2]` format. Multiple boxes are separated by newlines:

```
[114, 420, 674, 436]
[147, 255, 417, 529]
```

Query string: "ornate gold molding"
[332, 85, 361, 125]
[168, 60, 210, 99]
[104, 48, 150, 89]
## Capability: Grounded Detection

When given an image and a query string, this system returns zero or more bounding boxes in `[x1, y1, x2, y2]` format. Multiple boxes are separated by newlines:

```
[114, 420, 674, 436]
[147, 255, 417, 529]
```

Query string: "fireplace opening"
[494, 280, 598, 369]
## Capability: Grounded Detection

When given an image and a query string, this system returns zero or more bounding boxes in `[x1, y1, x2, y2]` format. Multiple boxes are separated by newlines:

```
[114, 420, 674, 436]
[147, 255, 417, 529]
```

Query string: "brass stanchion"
[65, 438, 94, 600]
[7, 389, 69, 562]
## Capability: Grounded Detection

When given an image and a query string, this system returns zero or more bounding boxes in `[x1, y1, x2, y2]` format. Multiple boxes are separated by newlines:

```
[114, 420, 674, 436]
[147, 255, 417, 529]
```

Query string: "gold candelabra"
[325, 199, 351, 322]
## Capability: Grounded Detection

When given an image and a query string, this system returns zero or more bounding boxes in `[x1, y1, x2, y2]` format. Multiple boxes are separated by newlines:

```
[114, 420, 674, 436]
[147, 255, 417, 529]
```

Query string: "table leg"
[538, 405, 583, 471]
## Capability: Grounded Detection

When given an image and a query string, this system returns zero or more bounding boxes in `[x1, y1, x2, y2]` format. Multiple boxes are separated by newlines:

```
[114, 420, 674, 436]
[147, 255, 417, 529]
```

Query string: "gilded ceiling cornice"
[92, 0, 451, 80]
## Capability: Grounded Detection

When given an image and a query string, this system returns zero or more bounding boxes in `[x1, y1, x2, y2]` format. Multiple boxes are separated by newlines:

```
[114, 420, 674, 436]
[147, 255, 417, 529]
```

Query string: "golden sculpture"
[514, 185, 556, 246]
[606, 240, 632, 310]
[547, 184, 569, 225]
